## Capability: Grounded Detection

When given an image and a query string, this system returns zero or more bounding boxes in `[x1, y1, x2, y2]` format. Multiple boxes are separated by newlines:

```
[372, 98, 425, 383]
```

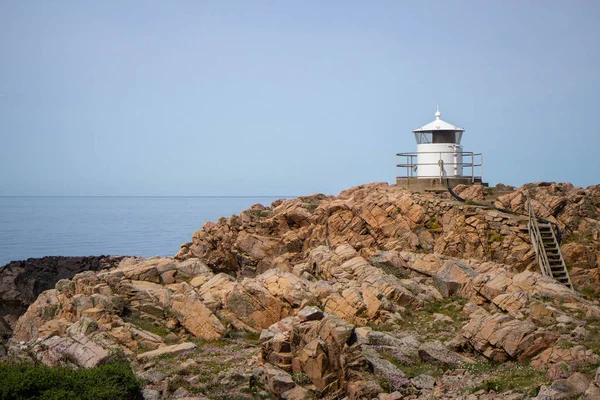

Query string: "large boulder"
[33, 334, 110, 368]
[417, 341, 475, 368]
[458, 309, 555, 361]
[432, 260, 478, 297]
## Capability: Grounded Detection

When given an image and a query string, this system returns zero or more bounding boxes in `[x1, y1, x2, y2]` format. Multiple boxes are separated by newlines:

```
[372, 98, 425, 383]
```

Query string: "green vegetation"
[398, 297, 468, 341]
[301, 194, 326, 212]
[464, 359, 497, 374]
[122, 313, 170, 338]
[425, 216, 442, 232]
[152, 336, 259, 398]
[292, 372, 312, 385]
[582, 323, 600, 355]
[465, 362, 549, 397]
[0, 361, 141, 400]
[422, 297, 467, 319]
[396, 362, 443, 378]
[580, 287, 600, 300]
[563, 231, 594, 244]
[227, 331, 261, 345]
[487, 233, 504, 244]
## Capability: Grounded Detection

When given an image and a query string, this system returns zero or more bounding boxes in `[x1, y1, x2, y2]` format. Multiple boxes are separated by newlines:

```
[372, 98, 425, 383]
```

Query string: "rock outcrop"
[0, 256, 125, 326]
[2, 182, 600, 399]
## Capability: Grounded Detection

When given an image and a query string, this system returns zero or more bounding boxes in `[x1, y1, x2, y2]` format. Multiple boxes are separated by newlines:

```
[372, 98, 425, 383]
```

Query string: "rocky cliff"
[0, 256, 126, 326]
[2, 182, 599, 399]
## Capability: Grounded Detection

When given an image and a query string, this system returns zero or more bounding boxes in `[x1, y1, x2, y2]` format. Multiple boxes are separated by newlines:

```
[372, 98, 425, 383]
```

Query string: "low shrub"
[0, 361, 141, 400]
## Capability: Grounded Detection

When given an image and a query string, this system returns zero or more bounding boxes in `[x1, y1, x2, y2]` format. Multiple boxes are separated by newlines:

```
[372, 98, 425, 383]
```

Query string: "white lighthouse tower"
[396, 107, 484, 191]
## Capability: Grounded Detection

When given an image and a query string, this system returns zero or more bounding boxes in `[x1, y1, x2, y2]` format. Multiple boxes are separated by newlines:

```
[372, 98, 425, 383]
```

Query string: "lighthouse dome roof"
[413, 107, 464, 133]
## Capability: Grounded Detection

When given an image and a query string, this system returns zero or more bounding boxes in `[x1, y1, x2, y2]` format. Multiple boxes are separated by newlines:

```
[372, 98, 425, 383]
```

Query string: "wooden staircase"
[527, 198, 573, 290]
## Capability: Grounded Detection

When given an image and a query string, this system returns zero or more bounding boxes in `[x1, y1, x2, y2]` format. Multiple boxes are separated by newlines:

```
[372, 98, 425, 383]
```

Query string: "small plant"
[425, 216, 442, 232]
[488, 233, 504, 244]
[292, 372, 312, 385]
[379, 374, 410, 392]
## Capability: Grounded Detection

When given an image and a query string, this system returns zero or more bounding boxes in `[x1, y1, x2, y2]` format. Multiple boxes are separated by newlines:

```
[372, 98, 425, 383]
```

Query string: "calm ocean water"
[0, 196, 285, 266]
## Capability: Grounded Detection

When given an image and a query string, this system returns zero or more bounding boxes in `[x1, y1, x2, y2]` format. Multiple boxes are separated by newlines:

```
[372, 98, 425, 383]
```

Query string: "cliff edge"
[2, 182, 599, 399]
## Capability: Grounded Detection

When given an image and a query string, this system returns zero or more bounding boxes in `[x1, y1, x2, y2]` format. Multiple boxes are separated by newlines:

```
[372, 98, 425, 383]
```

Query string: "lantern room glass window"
[414, 131, 462, 144]
[414, 132, 432, 144]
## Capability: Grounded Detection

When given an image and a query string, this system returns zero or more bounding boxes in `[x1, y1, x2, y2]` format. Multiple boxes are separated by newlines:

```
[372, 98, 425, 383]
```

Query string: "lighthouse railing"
[395, 151, 483, 182]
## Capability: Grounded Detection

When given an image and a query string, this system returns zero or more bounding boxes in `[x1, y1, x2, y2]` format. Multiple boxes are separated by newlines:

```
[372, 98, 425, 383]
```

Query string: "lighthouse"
[396, 107, 484, 191]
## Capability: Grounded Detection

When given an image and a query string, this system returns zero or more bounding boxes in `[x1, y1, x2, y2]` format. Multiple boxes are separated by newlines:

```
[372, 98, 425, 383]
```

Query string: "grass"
[422, 297, 467, 319]
[464, 359, 498, 374]
[0, 361, 141, 400]
[580, 287, 600, 300]
[563, 232, 594, 244]
[122, 313, 170, 338]
[397, 298, 468, 341]
[157, 335, 258, 398]
[226, 331, 261, 345]
[465, 362, 549, 397]
[582, 323, 600, 355]
[397, 362, 443, 378]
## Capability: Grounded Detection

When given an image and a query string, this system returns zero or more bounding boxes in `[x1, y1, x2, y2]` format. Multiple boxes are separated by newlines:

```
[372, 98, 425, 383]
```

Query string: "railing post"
[472, 153, 474, 182]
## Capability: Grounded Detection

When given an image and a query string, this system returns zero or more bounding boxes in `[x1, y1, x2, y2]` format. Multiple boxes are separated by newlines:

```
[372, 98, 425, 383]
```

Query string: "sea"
[0, 196, 286, 267]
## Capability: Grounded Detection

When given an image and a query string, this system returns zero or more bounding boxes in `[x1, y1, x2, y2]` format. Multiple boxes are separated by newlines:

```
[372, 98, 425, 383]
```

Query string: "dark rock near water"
[0, 256, 126, 327]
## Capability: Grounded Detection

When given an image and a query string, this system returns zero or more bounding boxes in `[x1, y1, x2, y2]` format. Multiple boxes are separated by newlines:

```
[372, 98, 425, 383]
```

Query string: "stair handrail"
[527, 197, 552, 277]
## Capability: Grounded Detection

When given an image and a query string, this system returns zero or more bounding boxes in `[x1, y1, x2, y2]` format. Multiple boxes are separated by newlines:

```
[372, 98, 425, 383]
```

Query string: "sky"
[0, 1, 599, 196]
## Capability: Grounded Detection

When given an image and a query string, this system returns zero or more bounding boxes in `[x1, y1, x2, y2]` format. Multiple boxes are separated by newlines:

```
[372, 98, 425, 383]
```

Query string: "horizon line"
[0, 195, 298, 198]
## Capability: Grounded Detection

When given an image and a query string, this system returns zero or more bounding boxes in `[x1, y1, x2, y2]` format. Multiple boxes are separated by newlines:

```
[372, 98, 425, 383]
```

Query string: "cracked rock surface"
[2, 182, 600, 399]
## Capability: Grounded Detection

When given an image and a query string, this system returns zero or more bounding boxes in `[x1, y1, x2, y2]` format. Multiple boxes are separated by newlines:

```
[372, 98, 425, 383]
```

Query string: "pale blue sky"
[0, 1, 598, 196]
